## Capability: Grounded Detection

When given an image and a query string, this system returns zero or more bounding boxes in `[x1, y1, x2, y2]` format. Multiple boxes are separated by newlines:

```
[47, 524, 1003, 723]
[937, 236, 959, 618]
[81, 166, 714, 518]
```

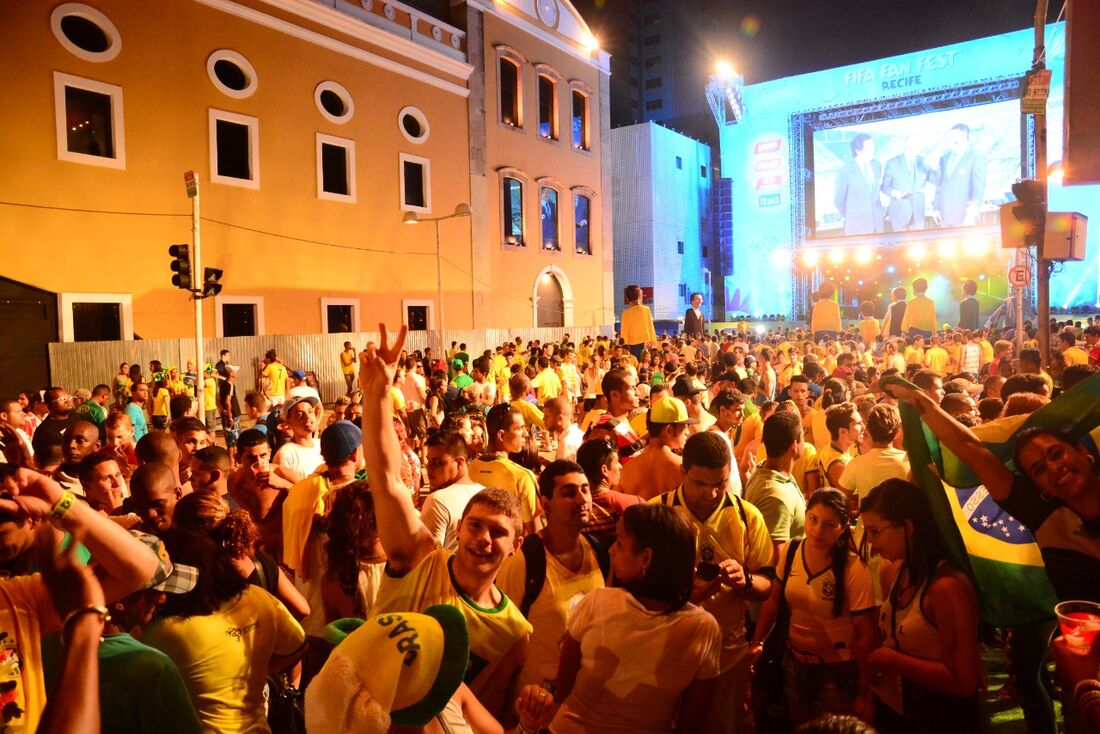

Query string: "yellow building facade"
[0, 0, 611, 368]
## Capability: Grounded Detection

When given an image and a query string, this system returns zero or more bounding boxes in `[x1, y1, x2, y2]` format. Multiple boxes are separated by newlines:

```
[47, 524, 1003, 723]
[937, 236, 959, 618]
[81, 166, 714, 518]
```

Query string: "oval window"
[315, 81, 354, 124]
[51, 4, 121, 62]
[206, 50, 257, 99]
[398, 106, 430, 144]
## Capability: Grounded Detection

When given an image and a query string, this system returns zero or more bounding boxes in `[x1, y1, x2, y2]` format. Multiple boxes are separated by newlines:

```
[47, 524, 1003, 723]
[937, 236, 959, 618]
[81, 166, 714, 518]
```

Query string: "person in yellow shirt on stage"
[810, 283, 842, 341]
[858, 301, 879, 347]
[899, 277, 937, 338]
[620, 284, 657, 361]
[356, 324, 533, 720]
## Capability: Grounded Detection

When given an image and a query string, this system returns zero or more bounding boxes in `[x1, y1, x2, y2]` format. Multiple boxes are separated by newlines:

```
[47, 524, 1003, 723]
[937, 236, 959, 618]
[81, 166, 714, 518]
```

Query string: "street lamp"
[402, 203, 472, 347]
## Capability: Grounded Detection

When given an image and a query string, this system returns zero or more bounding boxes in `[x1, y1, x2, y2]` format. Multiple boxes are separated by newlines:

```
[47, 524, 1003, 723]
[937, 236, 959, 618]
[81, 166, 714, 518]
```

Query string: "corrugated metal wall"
[47, 326, 613, 403]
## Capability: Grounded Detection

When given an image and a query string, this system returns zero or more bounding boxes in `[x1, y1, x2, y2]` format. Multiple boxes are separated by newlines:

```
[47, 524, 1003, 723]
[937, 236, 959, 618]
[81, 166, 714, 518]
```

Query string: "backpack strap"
[520, 534, 547, 619]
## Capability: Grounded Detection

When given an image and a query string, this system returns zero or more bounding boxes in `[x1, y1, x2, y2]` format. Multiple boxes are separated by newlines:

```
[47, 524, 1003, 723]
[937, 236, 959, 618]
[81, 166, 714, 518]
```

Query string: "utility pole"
[185, 171, 204, 383]
[1031, 0, 1051, 366]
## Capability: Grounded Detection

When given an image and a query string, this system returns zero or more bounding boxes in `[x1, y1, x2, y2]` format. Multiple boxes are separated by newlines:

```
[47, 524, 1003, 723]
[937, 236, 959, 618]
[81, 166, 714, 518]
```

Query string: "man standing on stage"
[684, 292, 706, 338]
[932, 123, 987, 228]
[881, 135, 931, 231]
[834, 133, 884, 235]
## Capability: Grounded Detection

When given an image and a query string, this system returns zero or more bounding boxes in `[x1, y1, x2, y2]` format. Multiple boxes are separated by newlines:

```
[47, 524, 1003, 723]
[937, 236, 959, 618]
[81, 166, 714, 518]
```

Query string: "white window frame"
[209, 109, 260, 189]
[214, 295, 265, 337]
[51, 3, 122, 62]
[206, 50, 258, 99]
[321, 297, 361, 333]
[401, 299, 436, 330]
[316, 133, 356, 203]
[398, 106, 430, 144]
[315, 80, 354, 124]
[54, 71, 126, 170]
[399, 152, 432, 214]
[58, 292, 133, 343]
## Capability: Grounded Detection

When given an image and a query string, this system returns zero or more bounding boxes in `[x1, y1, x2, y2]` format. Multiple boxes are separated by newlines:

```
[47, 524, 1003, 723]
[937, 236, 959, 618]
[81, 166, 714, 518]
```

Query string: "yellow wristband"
[50, 490, 77, 521]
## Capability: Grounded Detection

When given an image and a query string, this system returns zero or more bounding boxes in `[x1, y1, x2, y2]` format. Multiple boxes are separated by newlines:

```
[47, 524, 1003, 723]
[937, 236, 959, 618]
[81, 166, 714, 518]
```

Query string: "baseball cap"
[450, 358, 464, 370]
[283, 395, 320, 418]
[321, 420, 362, 463]
[648, 396, 698, 425]
[309, 605, 469, 729]
[671, 375, 703, 399]
[291, 369, 307, 380]
[132, 531, 199, 594]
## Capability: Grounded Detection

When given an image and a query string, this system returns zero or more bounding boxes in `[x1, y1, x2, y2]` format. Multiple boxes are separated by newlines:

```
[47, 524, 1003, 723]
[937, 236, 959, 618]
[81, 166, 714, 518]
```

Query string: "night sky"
[576, 0, 1062, 84]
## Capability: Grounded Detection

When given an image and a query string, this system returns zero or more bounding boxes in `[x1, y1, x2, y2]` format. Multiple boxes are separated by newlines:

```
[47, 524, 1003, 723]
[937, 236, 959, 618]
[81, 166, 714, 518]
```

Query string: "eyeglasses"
[862, 522, 900, 540]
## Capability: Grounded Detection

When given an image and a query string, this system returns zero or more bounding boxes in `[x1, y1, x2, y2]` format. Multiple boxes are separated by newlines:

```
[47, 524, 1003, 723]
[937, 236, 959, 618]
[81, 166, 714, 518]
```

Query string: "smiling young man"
[360, 324, 532, 719]
[498, 460, 606, 694]
[652, 431, 775, 734]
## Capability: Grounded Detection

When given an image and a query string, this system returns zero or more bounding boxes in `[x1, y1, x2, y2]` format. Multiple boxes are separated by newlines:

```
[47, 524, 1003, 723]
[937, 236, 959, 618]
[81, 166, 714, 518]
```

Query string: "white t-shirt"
[550, 587, 722, 734]
[400, 372, 427, 409]
[838, 447, 910, 500]
[273, 441, 324, 483]
[555, 425, 585, 462]
[419, 481, 486, 551]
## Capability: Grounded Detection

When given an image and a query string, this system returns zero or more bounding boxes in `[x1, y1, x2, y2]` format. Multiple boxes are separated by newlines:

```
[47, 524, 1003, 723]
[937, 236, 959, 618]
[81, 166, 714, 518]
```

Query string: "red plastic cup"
[1055, 600, 1100, 652]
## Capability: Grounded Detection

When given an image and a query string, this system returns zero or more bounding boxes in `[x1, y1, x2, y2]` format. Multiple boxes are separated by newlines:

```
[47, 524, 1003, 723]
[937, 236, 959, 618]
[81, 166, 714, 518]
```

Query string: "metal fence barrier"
[48, 326, 613, 404]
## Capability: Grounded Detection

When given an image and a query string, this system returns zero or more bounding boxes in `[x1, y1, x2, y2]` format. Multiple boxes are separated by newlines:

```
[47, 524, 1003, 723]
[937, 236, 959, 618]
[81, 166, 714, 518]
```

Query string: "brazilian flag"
[895, 373, 1100, 627]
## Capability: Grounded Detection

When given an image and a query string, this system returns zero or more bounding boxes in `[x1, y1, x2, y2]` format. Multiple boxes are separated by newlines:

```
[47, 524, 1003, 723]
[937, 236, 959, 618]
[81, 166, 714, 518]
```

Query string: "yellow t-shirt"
[373, 549, 532, 693]
[497, 539, 604, 690]
[1064, 346, 1090, 366]
[755, 442, 821, 499]
[339, 350, 356, 376]
[467, 455, 541, 527]
[779, 543, 875, 663]
[143, 585, 305, 734]
[653, 487, 775, 670]
[904, 346, 925, 367]
[152, 387, 171, 417]
[810, 299, 842, 333]
[580, 408, 606, 433]
[0, 575, 59, 734]
[530, 369, 563, 403]
[510, 399, 546, 430]
[817, 444, 852, 487]
[859, 318, 880, 346]
[262, 362, 288, 398]
[167, 379, 187, 396]
[203, 376, 217, 412]
[900, 295, 936, 332]
[979, 340, 995, 365]
[620, 304, 657, 346]
[924, 346, 949, 375]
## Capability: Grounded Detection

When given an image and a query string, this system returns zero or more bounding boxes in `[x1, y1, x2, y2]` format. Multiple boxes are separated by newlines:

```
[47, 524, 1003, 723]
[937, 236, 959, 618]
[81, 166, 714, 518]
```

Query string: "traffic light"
[1010, 179, 1046, 246]
[201, 267, 223, 298]
[168, 244, 191, 290]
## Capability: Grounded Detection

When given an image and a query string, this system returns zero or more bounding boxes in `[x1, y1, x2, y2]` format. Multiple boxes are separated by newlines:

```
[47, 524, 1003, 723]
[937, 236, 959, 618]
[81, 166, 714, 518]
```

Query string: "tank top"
[880, 565, 942, 663]
[887, 301, 907, 337]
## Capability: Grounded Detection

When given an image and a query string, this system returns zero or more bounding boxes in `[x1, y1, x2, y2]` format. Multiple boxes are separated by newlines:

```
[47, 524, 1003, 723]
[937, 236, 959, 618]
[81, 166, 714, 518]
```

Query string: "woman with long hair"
[859, 479, 981, 733]
[752, 488, 877, 725]
[142, 528, 306, 733]
[516, 503, 722, 734]
[171, 492, 310, 618]
[426, 372, 448, 430]
[320, 480, 386, 620]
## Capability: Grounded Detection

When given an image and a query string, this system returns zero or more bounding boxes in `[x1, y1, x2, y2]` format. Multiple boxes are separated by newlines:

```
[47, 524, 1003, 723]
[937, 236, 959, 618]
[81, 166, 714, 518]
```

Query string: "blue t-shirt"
[125, 402, 148, 441]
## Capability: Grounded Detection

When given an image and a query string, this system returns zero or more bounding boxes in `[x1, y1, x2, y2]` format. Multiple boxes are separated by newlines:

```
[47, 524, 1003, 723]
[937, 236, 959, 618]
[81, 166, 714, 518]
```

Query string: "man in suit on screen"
[834, 133, 884, 235]
[881, 135, 931, 231]
[932, 123, 987, 228]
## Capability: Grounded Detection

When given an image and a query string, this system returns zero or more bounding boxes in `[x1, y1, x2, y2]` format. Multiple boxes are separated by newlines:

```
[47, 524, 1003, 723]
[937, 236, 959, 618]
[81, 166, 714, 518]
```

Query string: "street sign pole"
[185, 171, 204, 388]
[1012, 253, 1026, 357]
[1030, 0, 1051, 367]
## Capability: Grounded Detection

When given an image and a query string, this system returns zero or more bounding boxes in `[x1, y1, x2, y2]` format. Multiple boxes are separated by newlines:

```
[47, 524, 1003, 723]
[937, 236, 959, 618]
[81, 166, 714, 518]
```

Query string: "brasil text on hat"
[305, 605, 469, 734]
[131, 530, 199, 594]
[649, 395, 698, 425]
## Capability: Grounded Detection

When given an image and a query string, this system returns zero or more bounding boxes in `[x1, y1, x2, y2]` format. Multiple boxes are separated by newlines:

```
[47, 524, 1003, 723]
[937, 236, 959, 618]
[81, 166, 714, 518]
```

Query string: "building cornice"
[194, 0, 472, 97]
[467, 0, 610, 74]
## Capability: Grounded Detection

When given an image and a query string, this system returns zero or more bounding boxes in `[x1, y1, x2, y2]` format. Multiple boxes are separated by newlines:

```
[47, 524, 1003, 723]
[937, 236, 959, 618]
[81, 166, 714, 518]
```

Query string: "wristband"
[50, 490, 77, 521]
[61, 604, 110, 645]
[742, 570, 754, 592]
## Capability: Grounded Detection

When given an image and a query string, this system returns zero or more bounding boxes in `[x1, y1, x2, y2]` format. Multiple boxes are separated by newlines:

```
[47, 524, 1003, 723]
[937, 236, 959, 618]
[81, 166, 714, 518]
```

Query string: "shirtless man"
[617, 396, 695, 500]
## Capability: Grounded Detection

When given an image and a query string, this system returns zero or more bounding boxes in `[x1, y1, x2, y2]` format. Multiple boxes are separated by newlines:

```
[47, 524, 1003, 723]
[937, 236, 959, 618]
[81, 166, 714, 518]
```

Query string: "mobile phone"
[696, 561, 720, 581]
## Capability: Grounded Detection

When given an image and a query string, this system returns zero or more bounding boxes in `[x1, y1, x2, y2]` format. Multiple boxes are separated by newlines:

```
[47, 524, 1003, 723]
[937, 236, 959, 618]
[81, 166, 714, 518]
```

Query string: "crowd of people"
[0, 281, 1099, 734]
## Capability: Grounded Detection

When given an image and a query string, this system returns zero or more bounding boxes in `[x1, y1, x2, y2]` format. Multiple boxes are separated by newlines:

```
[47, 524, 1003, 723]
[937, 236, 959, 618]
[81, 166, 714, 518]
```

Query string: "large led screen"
[811, 100, 1022, 238]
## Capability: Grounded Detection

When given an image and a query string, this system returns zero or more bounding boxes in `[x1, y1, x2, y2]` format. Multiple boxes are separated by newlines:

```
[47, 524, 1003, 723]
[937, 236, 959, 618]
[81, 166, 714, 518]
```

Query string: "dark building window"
[499, 58, 521, 126]
[537, 75, 557, 139]
[321, 143, 349, 196]
[503, 177, 524, 246]
[64, 86, 114, 158]
[645, 99, 663, 111]
[643, 35, 660, 47]
[645, 77, 662, 89]
[215, 120, 250, 179]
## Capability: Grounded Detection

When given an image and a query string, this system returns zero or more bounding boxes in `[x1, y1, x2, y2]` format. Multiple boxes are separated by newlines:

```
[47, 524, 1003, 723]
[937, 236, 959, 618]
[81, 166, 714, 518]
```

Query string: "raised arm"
[4, 468, 158, 603]
[883, 380, 1014, 501]
[359, 324, 436, 573]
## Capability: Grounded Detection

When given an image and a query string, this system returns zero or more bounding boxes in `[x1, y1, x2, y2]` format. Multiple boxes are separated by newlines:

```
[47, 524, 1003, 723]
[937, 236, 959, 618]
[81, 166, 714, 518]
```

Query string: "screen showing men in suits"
[811, 99, 1019, 238]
